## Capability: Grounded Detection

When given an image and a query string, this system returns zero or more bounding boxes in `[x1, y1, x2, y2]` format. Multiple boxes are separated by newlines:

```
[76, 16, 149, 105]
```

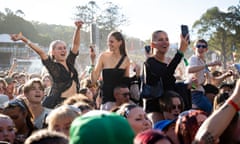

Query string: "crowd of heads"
[0, 29, 239, 144]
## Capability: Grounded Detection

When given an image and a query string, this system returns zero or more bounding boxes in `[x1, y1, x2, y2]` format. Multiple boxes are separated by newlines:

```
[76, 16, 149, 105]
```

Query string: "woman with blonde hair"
[45, 105, 80, 137]
[10, 21, 84, 108]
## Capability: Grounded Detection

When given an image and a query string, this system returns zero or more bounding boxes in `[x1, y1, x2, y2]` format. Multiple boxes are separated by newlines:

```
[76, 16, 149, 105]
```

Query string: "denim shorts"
[191, 91, 212, 114]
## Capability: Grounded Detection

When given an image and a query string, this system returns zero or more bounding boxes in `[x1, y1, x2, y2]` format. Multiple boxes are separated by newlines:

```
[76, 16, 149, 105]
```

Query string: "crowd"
[0, 20, 239, 144]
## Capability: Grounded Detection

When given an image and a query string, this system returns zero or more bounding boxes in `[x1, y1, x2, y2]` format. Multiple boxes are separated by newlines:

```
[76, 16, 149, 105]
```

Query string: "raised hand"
[89, 45, 96, 65]
[10, 32, 23, 41]
[75, 20, 84, 28]
[179, 34, 189, 53]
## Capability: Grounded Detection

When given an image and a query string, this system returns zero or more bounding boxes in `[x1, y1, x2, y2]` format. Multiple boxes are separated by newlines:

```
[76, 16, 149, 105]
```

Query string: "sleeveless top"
[101, 56, 127, 104]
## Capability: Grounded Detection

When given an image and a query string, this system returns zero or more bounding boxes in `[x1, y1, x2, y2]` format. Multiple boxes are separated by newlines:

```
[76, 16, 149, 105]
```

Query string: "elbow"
[187, 68, 192, 73]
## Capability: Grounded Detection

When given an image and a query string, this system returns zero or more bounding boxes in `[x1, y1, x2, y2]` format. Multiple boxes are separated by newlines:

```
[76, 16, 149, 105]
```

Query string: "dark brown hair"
[108, 31, 127, 56]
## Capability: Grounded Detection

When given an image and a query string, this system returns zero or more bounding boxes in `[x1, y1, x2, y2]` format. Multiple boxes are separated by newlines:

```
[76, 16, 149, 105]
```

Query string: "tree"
[192, 3, 240, 68]
[74, 1, 128, 31]
[74, 1, 100, 31]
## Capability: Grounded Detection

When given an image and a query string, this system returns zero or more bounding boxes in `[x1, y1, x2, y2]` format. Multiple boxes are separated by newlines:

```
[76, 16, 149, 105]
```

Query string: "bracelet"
[228, 99, 240, 111]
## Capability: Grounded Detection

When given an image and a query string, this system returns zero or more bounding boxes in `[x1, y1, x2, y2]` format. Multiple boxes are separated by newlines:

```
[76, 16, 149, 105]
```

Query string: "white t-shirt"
[188, 55, 210, 92]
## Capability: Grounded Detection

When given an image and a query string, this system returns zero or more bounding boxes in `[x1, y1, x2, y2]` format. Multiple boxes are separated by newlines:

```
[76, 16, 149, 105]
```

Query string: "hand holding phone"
[181, 25, 190, 44]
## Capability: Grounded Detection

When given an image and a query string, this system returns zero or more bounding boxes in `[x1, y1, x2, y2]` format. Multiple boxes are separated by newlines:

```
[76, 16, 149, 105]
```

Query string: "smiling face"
[107, 35, 122, 52]
[194, 40, 208, 58]
[0, 116, 16, 144]
[127, 107, 152, 135]
[151, 31, 170, 54]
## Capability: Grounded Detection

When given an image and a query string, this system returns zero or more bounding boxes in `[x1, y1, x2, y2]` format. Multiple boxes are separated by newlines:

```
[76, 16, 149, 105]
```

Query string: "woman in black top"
[10, 21, 84, 108]
[143, 30, 188, 124]
[90, 31, 131, 110]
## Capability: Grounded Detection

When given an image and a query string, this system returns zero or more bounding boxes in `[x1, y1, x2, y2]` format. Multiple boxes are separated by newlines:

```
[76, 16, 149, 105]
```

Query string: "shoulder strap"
[115, 56, 125, 69]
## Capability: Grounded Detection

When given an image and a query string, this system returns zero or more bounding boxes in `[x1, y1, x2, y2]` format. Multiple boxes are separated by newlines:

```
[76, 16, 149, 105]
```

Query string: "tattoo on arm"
[202, 131, 215, 144]
[221, 104, 229, 111]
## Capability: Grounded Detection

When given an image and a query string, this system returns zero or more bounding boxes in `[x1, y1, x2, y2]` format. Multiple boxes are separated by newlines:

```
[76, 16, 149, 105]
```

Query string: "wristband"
[228, 99, 240, 111]
[177, 50, 184, 57]
[177, 50, 189, 66]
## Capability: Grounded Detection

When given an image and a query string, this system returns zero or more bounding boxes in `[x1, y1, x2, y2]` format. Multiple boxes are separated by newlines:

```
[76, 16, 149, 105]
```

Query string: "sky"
[0, 0, 239, 43]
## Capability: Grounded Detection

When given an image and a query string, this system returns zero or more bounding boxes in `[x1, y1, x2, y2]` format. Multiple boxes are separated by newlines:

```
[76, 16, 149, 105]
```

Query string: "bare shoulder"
[99, 51, 109, 59]
[124, 56, 131, 64]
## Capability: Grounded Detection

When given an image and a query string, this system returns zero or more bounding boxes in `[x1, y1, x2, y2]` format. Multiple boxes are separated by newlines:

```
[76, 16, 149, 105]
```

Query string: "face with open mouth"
[52, 42, 68, 62]
[0, 115, 16, 144]
[152, 31, 170, 54]
[25, 82, 45, 104]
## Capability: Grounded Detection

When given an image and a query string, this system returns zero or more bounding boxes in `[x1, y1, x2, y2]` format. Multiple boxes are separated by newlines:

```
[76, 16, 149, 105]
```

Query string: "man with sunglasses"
[187, 39, 225, 114]
[102, 84, 134, 111]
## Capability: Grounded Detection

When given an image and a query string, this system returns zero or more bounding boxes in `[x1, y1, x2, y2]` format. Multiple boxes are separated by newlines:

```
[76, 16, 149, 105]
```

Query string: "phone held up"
[181, 25, 190, 44]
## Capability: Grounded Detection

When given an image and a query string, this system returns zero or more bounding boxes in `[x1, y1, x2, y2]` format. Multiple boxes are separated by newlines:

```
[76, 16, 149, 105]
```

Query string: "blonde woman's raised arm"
[71, 21, 84, 54]
[10, 32, 48, 60]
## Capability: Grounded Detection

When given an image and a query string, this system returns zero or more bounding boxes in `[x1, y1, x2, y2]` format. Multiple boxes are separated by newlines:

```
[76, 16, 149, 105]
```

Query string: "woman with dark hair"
[159, 90, 184, 120]
[90, 31, 131, 110]
[175, 109, 208, 144]
[134, 129, 173, 144]
[3, 97, 35, 144]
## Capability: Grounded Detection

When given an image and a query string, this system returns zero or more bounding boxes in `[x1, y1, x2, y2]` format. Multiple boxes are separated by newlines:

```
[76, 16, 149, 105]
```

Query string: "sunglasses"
[171, 104, 182, 110]
[120, 92, 131, 97]
[196, 44, 207, 49]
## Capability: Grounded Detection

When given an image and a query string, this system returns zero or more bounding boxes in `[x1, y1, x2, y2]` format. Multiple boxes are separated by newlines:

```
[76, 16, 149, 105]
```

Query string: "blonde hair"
[46, 105, 79, 130]
[48, 40, 67, 59]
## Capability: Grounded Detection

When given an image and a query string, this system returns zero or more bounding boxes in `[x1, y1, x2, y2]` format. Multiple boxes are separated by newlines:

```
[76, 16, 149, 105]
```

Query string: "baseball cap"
[154, 119, 176, 131]
[69, 110, 134, 144]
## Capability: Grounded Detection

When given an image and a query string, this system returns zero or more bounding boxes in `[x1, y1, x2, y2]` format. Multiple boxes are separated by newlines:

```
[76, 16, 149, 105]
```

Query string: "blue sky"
[0, 0, 239, 42]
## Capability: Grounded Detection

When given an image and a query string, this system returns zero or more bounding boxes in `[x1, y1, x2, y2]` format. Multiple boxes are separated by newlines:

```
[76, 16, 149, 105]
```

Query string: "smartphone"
[181, 25, 190, 44]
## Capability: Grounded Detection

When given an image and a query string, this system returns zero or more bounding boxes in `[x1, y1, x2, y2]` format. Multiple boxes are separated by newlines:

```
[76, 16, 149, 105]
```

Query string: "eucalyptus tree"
[192, 3, 240, 68]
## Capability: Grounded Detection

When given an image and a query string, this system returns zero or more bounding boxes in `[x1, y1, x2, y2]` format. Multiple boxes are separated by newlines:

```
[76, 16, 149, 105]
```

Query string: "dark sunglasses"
[171, 104, 182, 110]
[196, 44, 207, 49]
[121, 92, 131, 97]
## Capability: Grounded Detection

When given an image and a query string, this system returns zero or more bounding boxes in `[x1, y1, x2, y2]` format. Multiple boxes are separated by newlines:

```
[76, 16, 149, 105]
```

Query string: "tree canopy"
[192, 2, 240, 68]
